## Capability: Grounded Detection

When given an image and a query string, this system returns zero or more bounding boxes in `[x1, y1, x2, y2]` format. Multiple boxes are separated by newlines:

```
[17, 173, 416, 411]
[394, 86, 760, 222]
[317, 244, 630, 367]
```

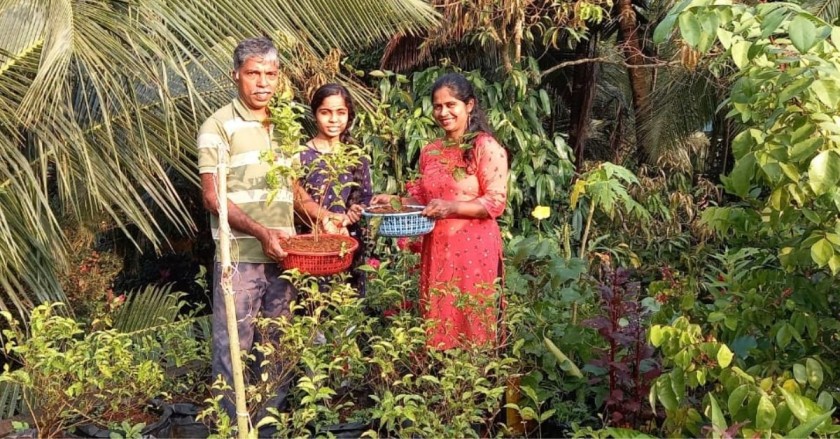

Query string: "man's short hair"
[233, 36, 279, 71]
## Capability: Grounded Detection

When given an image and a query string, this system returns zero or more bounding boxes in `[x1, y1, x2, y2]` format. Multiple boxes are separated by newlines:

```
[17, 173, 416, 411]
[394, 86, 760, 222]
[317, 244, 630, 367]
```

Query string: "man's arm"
[201, 173, 288, 261]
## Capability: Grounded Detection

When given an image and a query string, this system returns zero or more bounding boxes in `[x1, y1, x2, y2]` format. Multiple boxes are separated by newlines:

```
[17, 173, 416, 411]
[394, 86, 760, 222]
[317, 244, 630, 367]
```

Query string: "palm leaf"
[0, 381, 25, 420]
[802, 0, 840, 23]
[112, 283, 185, 333]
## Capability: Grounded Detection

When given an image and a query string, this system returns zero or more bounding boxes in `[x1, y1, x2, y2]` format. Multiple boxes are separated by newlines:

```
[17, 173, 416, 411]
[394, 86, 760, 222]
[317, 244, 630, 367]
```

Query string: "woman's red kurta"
[408, 133, 508, 349]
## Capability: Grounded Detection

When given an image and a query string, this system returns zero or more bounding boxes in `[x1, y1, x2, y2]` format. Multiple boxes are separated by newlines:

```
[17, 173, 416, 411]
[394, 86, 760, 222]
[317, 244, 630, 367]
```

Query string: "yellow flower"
[531, 205, 550, 220]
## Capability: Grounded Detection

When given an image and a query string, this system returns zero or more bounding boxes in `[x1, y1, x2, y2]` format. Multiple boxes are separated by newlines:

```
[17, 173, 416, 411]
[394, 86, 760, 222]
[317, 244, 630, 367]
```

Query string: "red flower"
[383, 308, 397, 317]
[408, 238, 423, 254]
[367, 258, 381, 269]
[396, 237, 409, 251]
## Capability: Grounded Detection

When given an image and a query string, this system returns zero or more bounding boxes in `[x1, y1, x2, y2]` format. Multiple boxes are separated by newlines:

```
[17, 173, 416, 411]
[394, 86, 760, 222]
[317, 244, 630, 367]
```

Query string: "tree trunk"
[567, 35, 599, 170]
[616, 0, 651, 165]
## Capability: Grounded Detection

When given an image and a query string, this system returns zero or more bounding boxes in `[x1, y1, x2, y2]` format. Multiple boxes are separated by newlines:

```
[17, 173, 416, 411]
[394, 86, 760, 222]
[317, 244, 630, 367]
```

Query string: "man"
[197, 36, 345, 420]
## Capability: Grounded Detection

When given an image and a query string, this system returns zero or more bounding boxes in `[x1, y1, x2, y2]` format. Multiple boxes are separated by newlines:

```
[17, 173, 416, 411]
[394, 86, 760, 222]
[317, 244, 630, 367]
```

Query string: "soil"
[365, 205, 424, 214]
[281, 234, 355, 254]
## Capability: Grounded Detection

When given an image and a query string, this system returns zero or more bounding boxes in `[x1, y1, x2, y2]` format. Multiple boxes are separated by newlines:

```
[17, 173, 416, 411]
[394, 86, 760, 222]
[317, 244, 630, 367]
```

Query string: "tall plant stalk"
[217, 146, 249, 438]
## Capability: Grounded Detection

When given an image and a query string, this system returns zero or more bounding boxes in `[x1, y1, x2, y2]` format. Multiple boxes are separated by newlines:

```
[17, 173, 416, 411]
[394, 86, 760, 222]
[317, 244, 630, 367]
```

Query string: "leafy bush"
[0, 304, 166, 437]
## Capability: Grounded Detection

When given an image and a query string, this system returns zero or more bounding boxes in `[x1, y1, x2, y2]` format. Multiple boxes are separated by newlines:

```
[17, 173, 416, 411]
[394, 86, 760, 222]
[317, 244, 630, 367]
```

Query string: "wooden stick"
[217, 146, 250, 438]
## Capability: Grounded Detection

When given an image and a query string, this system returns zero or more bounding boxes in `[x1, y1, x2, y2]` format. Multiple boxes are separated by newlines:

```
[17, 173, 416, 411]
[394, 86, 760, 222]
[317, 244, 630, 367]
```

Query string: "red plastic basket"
[280, 234, 359, 276]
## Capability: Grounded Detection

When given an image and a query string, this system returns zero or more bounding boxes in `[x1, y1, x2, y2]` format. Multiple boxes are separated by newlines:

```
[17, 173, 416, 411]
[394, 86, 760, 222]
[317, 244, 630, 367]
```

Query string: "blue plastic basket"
[362, 205, 435, 237]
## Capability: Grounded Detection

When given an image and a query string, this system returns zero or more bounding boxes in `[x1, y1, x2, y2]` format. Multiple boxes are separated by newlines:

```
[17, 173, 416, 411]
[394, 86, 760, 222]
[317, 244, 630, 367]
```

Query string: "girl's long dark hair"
[310, 83, 356, 144]
[431, 73, 509, 172]
[309, 83, 367, 207]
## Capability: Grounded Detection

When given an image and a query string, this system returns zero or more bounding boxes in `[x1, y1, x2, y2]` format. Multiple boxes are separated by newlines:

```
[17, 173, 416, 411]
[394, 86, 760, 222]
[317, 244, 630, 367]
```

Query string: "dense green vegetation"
[2, 0, 840, 437]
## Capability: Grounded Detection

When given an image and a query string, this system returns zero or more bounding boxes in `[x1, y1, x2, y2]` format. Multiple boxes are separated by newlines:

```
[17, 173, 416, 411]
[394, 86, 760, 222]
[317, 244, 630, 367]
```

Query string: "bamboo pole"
[217, 150, 250, 438]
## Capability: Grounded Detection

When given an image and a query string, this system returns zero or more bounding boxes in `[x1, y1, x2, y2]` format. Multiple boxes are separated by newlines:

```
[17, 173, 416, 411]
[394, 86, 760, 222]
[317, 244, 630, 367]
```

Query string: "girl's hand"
[346, 204, 363, 224]
[319, 214, 349, 235]
[422, 199, 456, 220]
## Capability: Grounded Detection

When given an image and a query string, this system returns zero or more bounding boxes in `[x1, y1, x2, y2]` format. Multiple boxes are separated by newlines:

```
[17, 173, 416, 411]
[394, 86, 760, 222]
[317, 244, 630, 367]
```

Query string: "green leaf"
[707, 394, 727, 432]
[810, 238, 834, 268]
[812, 79, 840, 108]
[805, 358, 824, 389]
[679, 12, 702, 47]
[756, 395, 777, 430]
[776, 323, 792, 349]
[780, 387, 825, 422]
[725, 153, 757, 197]
[544, 337, 583, 378]
[717, 345, 734, 368]
[760, 7, 788, 38]
[787, 410, 834, 438]
[654, 13, 679, 44]
[809, 150, 840, 195]
[728, 384, 750, 417]
[790, 138, 823, 163]
[778, 76, 814, 105]
[731, 40, 752, 69]
[789, 14, 817, 53]
[650, 325, 663, 346]
[655, 378, 679, 412]
[794, 363, 808, 385]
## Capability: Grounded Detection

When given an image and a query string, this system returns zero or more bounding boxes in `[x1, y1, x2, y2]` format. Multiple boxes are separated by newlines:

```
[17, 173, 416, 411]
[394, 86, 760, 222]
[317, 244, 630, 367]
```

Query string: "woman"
[372, 73, 509, 349]
[298, 83, 373, 292]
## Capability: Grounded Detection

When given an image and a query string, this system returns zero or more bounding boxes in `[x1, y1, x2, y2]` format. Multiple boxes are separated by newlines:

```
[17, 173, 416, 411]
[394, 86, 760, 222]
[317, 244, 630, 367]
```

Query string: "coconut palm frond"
[638, 66, 721, 170]
[0, 381, 25, 420]
[802, 0, 840, 23]
[112, 283, 186, 333]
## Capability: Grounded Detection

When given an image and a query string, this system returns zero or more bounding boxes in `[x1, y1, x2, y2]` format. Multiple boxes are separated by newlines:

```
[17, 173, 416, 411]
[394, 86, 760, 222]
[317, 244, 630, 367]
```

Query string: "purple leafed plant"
[584, 267, 661, 429]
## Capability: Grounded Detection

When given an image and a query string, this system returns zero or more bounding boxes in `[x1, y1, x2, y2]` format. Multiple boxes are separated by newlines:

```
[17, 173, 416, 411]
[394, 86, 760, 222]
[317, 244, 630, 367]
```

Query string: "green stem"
[579, 200, 596, 260]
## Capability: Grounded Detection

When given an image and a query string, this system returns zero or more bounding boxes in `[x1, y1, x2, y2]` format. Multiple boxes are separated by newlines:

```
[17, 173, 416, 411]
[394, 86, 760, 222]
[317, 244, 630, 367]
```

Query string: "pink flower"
[396, 237, 409, 251]
[367, 258, 381, 269]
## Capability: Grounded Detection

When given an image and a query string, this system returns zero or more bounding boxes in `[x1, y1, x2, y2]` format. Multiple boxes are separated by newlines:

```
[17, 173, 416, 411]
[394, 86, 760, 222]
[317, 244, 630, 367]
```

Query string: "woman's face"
[433, 86, 474, 140]
[314, 94, 349, 142]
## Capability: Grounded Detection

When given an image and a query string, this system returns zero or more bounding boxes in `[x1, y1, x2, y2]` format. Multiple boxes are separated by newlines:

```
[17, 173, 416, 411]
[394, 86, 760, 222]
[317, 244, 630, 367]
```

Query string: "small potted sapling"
[262, 91, 363, 275]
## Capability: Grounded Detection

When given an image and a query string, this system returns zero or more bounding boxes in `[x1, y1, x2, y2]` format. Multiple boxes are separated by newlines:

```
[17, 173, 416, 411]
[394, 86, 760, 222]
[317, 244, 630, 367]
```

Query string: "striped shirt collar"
[232, 97, 274, 123]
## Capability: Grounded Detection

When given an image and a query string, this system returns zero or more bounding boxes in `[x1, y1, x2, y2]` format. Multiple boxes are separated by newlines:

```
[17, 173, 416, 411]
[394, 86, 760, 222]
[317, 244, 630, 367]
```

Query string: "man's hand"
[259, 228, 289, 262]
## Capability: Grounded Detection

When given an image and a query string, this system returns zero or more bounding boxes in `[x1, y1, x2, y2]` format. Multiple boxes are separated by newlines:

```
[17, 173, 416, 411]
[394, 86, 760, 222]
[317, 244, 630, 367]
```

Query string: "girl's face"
[314, 94, 349, 142]
[432, 86, 474, 140]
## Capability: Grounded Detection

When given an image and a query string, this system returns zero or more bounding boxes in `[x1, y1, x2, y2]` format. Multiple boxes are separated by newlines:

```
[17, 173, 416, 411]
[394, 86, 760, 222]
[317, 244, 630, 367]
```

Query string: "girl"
[298, 83, 373, 292]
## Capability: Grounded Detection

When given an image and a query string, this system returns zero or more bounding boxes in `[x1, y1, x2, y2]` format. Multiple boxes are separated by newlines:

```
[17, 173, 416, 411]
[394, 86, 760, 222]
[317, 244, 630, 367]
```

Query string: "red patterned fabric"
[407, 133, 508, 349]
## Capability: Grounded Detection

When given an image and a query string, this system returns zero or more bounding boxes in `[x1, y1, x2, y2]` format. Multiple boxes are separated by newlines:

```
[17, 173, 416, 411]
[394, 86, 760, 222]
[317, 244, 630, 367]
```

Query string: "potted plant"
[262, 92, 361, 276]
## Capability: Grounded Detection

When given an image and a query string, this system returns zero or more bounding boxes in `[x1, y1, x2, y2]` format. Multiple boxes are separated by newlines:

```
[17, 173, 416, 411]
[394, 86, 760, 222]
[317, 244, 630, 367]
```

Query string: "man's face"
[233, 56, 279, 114]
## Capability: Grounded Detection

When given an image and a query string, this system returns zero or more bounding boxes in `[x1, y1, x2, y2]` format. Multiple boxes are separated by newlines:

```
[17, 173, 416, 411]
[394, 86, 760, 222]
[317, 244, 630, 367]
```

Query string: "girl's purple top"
[299, 147, 373, 216]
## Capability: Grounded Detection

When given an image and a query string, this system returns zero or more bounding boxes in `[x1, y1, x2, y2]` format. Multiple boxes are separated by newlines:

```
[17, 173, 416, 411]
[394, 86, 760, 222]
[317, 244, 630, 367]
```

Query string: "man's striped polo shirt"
[197, 98, 295, 263]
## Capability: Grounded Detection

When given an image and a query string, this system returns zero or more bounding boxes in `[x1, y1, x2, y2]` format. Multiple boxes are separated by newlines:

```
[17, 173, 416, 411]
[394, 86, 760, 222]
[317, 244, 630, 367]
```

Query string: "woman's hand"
[370, 194, 399, 206]
[422, 199, 457, 220]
